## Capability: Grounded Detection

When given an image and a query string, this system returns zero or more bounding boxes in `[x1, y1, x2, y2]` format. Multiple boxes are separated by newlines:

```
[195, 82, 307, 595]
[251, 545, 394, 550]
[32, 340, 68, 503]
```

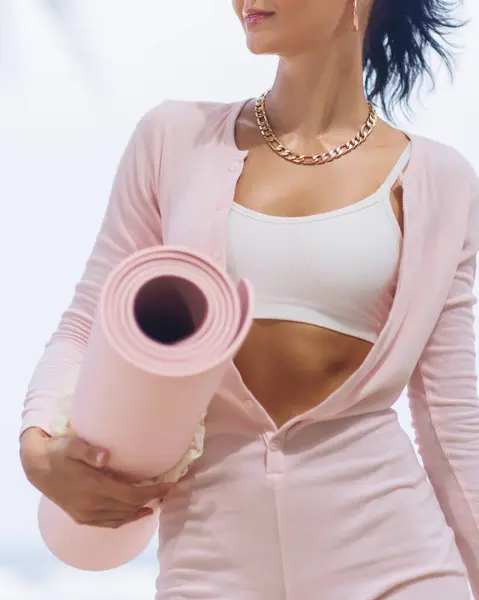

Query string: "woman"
[19, 1, 479, 598]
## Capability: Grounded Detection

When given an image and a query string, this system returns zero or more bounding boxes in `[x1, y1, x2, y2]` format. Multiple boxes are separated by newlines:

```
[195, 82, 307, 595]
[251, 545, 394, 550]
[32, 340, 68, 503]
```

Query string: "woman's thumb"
[65, 432, 109, 467]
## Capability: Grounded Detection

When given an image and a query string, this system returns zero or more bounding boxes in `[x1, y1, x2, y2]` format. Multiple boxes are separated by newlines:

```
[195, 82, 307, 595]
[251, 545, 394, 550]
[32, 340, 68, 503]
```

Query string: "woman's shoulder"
[138, 98, 242, 142]
[411, 132, 478, 189]
[412, 133, 479, 246]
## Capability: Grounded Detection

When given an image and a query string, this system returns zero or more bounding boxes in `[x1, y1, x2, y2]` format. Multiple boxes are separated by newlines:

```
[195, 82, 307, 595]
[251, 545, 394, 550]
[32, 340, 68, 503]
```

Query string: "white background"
[1, 1, 479, 598]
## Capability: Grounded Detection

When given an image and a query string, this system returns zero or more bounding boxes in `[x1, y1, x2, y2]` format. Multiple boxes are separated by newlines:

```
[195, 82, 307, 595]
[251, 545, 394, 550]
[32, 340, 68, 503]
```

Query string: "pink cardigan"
[22, 99, 479, 599]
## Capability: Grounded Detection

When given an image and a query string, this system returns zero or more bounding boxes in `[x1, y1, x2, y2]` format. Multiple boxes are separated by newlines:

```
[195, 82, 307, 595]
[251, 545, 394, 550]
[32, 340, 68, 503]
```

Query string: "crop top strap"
[382, 142, 412, 192]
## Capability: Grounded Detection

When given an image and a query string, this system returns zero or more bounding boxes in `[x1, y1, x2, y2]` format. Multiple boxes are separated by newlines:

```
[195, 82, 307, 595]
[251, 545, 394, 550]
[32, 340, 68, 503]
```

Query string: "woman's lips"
[244, 12, 275, 27]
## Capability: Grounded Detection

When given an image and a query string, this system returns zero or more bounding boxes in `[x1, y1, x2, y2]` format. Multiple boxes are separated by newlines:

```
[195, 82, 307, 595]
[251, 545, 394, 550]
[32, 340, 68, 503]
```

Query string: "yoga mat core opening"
[134, 276, 208, 345]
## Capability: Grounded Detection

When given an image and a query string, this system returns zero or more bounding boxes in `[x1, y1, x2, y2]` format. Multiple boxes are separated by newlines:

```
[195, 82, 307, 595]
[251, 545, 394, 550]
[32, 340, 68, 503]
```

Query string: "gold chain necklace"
[254, 90, 378, 166]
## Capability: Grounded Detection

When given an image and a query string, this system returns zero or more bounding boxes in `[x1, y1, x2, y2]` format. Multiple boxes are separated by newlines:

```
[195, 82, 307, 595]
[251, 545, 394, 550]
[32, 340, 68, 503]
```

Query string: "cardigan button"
[269, 438, 281, 452]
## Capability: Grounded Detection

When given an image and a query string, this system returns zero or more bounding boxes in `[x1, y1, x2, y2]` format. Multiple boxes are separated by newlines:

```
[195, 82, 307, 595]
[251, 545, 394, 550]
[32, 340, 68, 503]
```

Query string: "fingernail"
[95, 451, 107, 466]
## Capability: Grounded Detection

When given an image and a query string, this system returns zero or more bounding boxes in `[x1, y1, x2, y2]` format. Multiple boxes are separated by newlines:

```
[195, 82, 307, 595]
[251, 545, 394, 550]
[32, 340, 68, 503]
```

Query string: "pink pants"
[155, 379, 471, 599]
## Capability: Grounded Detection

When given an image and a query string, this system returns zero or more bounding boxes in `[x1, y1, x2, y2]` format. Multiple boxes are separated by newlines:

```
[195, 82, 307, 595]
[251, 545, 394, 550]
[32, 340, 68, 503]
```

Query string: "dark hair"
[363, 0, 469, 122]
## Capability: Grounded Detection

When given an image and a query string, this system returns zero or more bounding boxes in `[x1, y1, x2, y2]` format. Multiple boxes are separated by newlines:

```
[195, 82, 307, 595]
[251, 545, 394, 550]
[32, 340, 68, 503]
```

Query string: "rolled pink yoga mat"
[38, 245, 254, 571]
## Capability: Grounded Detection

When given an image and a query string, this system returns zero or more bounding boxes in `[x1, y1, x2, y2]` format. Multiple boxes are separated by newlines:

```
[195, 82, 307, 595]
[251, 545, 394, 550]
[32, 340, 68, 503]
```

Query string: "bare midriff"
[234, 320, 373, 427]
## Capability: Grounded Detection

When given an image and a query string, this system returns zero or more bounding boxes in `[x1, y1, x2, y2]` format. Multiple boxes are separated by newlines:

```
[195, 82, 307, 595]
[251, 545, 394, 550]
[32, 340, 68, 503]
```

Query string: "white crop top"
[226, 144, 411, 344]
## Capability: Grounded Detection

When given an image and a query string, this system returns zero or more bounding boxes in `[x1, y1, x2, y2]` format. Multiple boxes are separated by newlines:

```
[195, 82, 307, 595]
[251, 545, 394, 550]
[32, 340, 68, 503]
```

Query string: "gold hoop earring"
[353, 0, 359, 32]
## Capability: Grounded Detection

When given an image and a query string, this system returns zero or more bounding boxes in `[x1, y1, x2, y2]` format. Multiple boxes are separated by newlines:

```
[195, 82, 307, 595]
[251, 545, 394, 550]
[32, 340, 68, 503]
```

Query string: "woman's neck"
[266, 42, 370, 144]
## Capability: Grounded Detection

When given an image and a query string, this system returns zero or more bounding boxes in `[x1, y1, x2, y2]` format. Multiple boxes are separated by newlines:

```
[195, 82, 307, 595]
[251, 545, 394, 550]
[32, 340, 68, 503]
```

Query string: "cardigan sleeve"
[407, 179, 479, 598]
[20, 106, 166, 438]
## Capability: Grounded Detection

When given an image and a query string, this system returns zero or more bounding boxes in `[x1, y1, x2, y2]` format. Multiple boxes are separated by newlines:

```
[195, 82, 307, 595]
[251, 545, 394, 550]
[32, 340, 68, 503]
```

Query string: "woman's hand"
[20, 427, 175, 529]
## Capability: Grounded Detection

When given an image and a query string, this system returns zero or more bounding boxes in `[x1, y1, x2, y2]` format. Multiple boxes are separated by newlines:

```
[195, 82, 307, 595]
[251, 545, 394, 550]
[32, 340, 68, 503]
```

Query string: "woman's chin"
[245, 35, 280, 56]
[246, 31, 281, 54]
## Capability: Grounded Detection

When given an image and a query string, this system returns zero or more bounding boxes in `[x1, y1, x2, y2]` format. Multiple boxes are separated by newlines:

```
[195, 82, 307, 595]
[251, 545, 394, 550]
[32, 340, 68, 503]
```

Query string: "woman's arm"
[21, 104, 167, 439]
[408, 181, 479, 598]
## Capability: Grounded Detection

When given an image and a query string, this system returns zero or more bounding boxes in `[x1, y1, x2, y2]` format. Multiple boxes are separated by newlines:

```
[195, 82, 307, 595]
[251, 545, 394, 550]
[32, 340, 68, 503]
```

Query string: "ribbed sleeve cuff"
[19, 411, 55, 440]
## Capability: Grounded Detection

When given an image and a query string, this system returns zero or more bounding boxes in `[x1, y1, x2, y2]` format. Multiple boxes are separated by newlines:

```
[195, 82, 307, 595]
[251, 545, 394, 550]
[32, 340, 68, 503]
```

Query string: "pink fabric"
[37, 245, 253, 571]
[21, 99, 479, 599]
